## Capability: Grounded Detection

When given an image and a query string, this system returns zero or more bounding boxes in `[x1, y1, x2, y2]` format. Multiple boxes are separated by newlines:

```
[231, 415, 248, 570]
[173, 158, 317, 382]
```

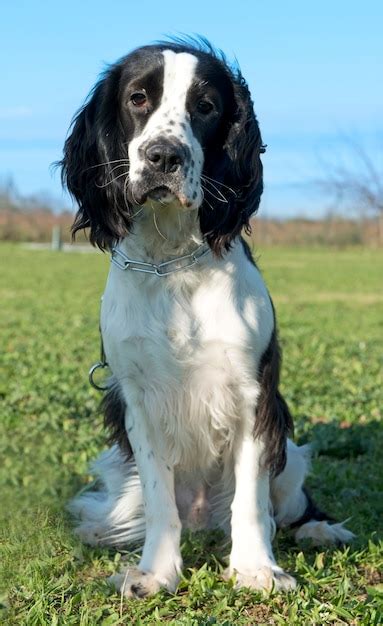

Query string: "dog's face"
[61, 40, 265, 253]
[123, 49, 234, 211]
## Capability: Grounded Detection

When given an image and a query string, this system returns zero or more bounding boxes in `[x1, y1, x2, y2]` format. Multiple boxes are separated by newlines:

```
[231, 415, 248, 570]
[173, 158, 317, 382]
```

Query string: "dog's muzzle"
[133, 136, 194, 206]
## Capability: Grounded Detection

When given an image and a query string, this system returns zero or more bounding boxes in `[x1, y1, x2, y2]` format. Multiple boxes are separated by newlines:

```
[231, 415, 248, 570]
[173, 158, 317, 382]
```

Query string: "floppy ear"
[200, 72, 265, 255]
[60, 66, 133, 250]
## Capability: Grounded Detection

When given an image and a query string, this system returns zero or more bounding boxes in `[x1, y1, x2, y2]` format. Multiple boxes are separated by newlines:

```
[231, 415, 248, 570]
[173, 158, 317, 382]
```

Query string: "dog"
[61, 38, 353, 598]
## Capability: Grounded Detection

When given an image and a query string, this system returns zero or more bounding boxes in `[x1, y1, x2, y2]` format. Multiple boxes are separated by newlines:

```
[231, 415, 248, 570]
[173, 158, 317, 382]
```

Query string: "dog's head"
[61, 39, 265, 254]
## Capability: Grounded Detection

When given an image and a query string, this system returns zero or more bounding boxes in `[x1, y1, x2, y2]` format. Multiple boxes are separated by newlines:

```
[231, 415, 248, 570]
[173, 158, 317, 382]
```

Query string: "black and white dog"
[61, 39, 353, 598]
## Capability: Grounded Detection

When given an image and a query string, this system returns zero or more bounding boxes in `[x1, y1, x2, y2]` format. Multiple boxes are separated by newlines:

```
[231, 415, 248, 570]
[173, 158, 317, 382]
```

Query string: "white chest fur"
[101, 240, 274, 469]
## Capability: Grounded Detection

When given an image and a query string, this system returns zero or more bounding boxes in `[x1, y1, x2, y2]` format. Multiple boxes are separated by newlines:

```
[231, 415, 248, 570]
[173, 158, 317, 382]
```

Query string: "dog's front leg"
[228, 428, 296, 591]
[110, 398, 182, 598]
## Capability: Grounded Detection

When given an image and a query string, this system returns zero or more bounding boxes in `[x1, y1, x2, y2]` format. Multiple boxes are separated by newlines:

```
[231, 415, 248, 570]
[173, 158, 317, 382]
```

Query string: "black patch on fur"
[241, 238, 292, 475]
[101, 382, 132, 457]
[289, 487, 335, 529]
[195, 48, 265, 256]
[255, 316, 294, 477]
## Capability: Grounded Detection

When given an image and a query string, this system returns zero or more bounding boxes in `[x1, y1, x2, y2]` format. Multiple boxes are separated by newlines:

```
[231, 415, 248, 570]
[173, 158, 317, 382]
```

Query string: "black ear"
[60, 65, 132, 250]
[200, 71, 265, 255]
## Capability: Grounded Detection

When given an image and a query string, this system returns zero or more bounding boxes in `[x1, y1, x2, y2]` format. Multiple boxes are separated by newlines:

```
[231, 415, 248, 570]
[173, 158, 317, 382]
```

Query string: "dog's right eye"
[130, 92, 147, 107]
[196, 99, 214, 115]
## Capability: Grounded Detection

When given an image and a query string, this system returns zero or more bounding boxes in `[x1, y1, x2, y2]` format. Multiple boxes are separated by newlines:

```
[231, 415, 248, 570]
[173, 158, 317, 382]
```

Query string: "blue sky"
[1, 0, 382, 217]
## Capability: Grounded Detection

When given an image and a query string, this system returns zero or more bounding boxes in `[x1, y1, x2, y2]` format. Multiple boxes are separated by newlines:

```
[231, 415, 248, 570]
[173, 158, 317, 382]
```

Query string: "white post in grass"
[51, 225, 62, 251]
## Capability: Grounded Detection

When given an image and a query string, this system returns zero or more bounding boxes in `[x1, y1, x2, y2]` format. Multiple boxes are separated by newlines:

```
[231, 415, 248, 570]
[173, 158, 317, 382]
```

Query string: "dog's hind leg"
[270, 439, 310, 528]
[271, 439, 354, 545]
[68, 445, 146, 547]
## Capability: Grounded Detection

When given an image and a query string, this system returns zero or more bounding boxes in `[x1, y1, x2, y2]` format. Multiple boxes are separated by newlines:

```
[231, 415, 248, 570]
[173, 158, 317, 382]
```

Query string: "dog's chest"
[101, 251, 272, 465]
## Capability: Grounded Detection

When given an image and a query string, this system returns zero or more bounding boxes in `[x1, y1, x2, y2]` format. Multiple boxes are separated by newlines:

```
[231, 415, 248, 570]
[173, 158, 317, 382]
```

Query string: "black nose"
[145, 142, 184, 173]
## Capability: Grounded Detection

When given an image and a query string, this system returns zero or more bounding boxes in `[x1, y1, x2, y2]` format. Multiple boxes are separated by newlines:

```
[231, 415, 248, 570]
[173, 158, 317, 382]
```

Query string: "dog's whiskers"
[121, 175, 143, 219]
[201, 177, 231, 201]
[96, 171, 129, 188]
[132, 206, 144, 218]
[130, 184, 139, 207]
[151, 204, 169, 241]
[200, 188, 215, 211]
[108, 163, 130, 176]
[201, 182, 228, 203]
[201, 174, 237, 197]
[85, 158, 130, 172]
[123, 174, 130, 212]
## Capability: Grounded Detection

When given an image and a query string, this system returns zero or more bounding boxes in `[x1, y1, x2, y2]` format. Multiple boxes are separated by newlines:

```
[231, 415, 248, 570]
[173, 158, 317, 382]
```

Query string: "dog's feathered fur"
[61, 38, 353, 598]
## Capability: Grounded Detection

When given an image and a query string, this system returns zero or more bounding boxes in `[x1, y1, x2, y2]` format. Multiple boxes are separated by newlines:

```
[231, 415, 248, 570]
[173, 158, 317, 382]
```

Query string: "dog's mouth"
[146, 186, 175, 203]
[136, 184, 195, 209]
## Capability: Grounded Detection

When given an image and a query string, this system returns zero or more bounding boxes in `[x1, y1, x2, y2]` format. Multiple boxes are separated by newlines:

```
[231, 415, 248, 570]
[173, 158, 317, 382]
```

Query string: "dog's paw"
[224, 565, 297, 592]
[108, 567, 173, 598]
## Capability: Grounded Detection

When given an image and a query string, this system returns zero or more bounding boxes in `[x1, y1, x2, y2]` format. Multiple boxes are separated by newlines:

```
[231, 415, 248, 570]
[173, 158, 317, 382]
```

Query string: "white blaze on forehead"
[128, 49, 204, 208]
[161, 50, 198, 112]
[135, 50, 198, 139]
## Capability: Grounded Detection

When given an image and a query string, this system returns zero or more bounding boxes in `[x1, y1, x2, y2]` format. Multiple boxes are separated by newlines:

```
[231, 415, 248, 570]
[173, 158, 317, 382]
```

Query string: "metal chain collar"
[111, 243, 210, 276]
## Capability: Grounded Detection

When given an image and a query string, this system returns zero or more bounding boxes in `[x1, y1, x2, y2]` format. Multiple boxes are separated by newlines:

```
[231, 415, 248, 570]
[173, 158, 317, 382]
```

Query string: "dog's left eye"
[196, 99, 214, 114]
[130, 91, 147, 107]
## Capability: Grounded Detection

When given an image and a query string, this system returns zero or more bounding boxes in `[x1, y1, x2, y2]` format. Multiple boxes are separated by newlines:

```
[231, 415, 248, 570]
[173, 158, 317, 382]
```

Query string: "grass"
[1, 243, 382, 625]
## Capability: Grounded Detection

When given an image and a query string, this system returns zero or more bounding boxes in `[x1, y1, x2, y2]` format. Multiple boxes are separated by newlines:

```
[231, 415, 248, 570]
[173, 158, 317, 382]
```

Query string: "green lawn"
[1, 243, 382, 625]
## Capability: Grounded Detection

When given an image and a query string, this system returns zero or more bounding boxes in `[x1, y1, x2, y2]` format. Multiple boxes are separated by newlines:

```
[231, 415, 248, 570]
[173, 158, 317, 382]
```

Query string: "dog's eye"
[196, 99, 214, 115]
[130, 92, 147, 107]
